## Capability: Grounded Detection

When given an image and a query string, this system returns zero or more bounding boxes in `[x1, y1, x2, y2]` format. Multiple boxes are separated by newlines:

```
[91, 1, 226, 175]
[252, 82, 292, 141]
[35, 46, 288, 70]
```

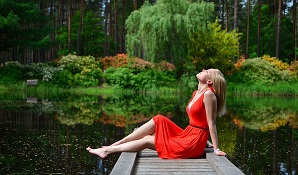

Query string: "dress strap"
[207, 86, 215, 93]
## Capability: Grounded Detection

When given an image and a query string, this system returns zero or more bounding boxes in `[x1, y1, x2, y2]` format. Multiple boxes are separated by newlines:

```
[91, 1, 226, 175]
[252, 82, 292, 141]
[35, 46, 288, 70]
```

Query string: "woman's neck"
[197, 84, 208, 93]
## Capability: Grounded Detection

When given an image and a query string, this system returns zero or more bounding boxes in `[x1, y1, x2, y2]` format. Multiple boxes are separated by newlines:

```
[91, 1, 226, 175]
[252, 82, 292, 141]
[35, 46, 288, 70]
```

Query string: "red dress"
[153, 89, 211, 159]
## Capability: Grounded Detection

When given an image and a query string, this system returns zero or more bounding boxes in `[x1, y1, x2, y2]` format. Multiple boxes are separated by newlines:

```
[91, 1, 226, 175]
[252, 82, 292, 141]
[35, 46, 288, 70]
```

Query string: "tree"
[126, 0, 215, 74]
[187, 20, 240, 75]
[294, 0, 297, 61]
[68, 0, 73, 53]
[246, 0, 251, 59]
[276, 0, 282, 59]
[257, 0, 261, 57]
[56, 10, 105, 57]
[234, 0, 238, 30]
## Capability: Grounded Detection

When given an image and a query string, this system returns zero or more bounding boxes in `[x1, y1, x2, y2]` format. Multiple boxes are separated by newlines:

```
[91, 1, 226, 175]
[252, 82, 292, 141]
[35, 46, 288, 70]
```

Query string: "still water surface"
[0, 90, 297, 175]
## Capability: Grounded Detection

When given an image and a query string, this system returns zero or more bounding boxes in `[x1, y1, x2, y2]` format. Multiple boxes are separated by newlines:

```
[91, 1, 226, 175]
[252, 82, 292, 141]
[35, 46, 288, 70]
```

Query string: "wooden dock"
[110, 148, 244, 175]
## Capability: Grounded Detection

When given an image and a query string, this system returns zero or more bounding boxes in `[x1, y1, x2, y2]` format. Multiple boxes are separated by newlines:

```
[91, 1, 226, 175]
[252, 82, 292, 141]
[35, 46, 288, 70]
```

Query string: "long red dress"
[153, 89, 211, 159]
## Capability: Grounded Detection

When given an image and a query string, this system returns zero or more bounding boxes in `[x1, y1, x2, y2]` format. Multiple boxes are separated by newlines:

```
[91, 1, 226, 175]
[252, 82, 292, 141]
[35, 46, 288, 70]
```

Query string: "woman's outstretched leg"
[87, 135, 155, 158]
[109, 119, 156, 147]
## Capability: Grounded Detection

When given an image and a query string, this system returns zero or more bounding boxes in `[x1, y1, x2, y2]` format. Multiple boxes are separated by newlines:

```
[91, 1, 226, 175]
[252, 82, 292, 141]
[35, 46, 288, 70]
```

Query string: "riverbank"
[1, 81, 298, 97]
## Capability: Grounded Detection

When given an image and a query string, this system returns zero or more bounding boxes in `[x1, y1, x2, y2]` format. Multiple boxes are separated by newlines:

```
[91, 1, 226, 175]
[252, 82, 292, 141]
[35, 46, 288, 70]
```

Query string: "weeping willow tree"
[125, 0, 215, 74]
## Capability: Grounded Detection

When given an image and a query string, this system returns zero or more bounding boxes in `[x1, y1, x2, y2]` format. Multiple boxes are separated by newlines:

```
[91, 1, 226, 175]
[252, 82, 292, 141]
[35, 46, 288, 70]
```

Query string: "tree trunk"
[68, 0, 73, 53]
[221, 0, 225, 30]
[276, 0, 282, 59]
[134, 0, 137, 10]
[294, 0, 297, 61]
[233, 0, 238, 30]
[121, 0, 125, 53]
[77, 0, 84, 55]
[104, 0, 109, 57]
[257, 0, 261, 57]
[114, 0, 118, 54]
[246, 0, 250, 59]
[225, 0, 229, 31]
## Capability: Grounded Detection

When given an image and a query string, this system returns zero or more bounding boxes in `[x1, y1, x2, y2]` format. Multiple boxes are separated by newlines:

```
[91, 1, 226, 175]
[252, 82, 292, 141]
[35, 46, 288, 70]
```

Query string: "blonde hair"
[212, 70, 226, 117]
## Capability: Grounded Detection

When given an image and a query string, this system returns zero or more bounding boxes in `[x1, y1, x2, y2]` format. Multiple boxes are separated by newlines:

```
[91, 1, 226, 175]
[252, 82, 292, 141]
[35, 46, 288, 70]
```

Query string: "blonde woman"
[87, 69, 227, 158]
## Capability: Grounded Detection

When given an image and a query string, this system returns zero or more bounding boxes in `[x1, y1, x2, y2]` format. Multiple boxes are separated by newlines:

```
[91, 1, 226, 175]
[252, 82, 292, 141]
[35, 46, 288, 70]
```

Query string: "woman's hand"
[214, 148, 227, 156]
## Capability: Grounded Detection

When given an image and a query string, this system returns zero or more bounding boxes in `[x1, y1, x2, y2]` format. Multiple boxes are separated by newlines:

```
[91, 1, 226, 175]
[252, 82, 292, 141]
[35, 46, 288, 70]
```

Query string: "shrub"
[231, 57, 293, 85]
[102, 67, 135, 88]
[100, 54, 175, 72]
[261, 55, 290, 71]
[103, 67, 177, 90]
[0, 62, 23, 85]
[54, 54, 102, 87]
[100, 54, 177, 89]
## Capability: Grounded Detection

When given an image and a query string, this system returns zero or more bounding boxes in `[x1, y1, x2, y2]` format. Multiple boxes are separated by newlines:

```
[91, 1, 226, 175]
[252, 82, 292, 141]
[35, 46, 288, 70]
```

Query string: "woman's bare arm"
[204, 90, 226, 156]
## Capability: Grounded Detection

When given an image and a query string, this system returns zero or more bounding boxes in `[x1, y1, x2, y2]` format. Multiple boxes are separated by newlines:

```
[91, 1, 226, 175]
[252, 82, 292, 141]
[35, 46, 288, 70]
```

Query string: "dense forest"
[0, 0, 297, 63]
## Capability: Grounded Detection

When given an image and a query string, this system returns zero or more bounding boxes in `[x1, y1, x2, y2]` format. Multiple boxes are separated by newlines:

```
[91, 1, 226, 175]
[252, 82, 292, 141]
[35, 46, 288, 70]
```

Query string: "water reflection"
[0, 91, 297, 174]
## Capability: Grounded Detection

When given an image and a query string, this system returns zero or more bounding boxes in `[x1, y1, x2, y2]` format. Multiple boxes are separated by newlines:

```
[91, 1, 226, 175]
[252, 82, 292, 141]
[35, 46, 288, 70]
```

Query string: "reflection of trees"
[0, 110, 126, 174]
[227, 97, 298, 174]
[233, 125, 298, 175]
[99, 94, 178, 128]
[228, 97, 298, 131]
[216, 112, 238, 156]
[0, 92, 185, 174]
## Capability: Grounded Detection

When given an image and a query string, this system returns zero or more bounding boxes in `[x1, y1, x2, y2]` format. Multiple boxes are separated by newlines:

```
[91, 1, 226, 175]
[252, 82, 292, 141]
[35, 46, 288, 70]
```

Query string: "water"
[0, 90, 297, 175]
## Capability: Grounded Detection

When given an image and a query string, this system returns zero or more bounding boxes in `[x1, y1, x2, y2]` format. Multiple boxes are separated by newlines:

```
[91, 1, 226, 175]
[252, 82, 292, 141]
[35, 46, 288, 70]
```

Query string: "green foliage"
[53, 54, 102, 87]
[0, 11, 19, 29]
[56, 10, 105, 57]
[103, 67, 136, 89]
[0, 62, 22, 85]
[103, 67, 176, 90]
[187, 20, 240, 75]
[247, 4, 293, 61]
[0, 61, 61, 84]
[228, 97, 298, 131]
[230, 57, 293, 85]
[0, 0, 53, 54]
[178, 74, 198, 93]
[126, 0, 215, 74]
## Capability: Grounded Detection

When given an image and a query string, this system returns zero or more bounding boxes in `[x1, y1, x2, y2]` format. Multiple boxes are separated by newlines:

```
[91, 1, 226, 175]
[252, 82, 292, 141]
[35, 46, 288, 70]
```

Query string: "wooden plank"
[206, 153, 245, 175]
[110, 128, 138, 175]
[110, 152, 137, 175]
[110, 128, 243, 175]
[133, 149, 217, 175]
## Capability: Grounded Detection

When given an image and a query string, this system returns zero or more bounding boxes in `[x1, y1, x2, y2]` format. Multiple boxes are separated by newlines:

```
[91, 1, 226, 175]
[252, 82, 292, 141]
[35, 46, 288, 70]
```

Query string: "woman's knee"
[142, 135, 155, 149]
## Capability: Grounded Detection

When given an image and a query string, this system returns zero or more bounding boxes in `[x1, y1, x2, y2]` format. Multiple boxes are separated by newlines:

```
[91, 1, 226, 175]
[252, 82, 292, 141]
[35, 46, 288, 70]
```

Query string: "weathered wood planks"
[110, 148, 244, 175]
[110, 128, 244, 175]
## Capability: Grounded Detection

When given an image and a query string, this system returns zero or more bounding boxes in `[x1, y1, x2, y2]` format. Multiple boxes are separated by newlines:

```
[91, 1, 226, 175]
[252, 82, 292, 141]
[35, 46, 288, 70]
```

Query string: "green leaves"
[232, 57, 293, 85]
[126, 0, 215, 74]
[53, 54, 102, 87]
[0, 11, 19, 29]
[187, 20, 240, 75]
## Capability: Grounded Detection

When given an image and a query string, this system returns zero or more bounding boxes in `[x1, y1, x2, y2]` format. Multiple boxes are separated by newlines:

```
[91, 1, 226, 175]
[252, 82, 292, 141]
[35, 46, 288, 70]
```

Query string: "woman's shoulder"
[204, 90, 216, 101]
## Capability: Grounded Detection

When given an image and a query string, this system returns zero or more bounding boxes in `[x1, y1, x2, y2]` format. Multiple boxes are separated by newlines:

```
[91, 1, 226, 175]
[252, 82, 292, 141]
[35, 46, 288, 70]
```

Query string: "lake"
[0, 89, 297, 175]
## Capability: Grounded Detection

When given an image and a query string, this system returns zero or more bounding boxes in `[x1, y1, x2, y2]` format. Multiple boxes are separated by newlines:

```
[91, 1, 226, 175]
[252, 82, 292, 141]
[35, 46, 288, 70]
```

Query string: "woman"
[86, 68, 227, 158]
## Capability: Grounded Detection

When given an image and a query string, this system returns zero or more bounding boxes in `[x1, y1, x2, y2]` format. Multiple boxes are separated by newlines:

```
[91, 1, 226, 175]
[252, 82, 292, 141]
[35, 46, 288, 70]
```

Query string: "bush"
[0, 62, 23, 85]
[101, 54, 177, 89]
[103, 67, 177, 90]
[230, 57, 293, 85]
[103, 67, 135, 88]
[53, 54, 102, 87]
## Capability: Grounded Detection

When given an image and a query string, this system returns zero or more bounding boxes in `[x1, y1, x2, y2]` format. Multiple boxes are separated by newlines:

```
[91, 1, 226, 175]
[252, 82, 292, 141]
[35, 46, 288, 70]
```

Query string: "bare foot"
[86, 147, 108, 159]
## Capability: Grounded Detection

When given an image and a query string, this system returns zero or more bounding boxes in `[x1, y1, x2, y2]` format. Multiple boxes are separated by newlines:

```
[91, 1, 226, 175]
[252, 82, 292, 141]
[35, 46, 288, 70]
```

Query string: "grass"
[1, 80, 298, 97]
[228, 81, 298, 97]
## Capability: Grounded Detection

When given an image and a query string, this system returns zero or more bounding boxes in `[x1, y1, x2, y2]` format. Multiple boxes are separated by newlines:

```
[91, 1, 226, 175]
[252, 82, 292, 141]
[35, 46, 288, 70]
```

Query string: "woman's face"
[196, 69, 217, 83]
